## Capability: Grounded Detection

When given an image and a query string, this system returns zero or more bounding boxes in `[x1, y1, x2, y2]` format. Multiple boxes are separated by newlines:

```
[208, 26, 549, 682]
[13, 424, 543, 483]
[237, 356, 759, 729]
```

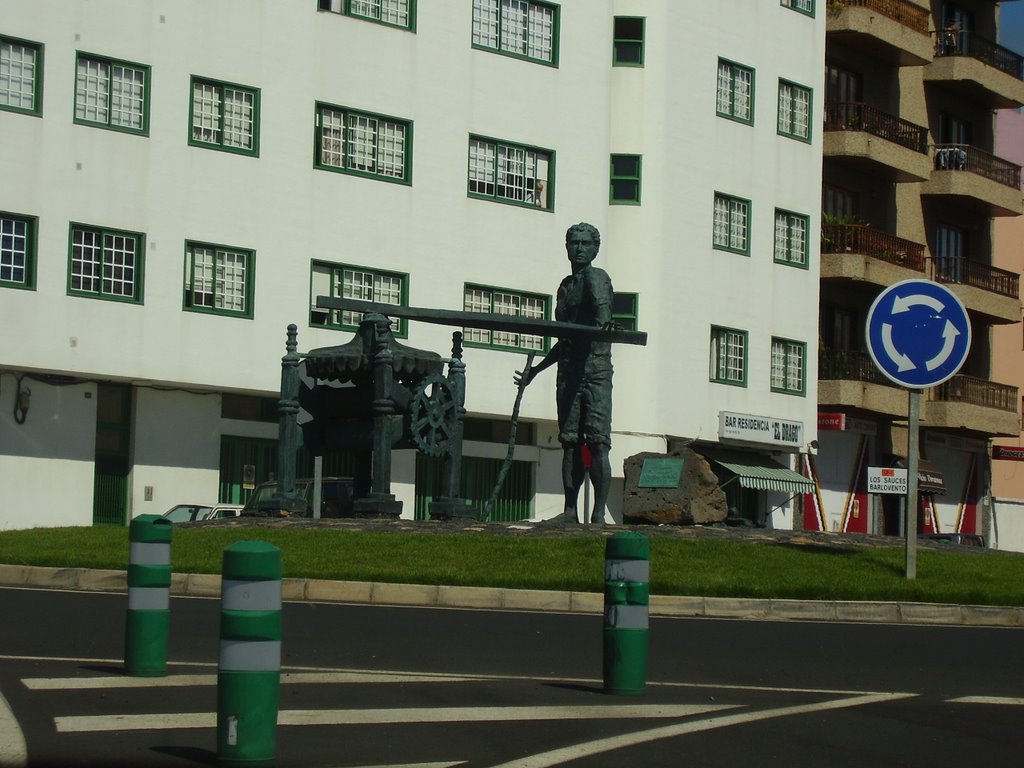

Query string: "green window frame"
[189, 76, 260, 156]
[184, 241, 255, 319]
[612, 292, 639, 331]
[0, 35, 43, 116]
[613, 17, 644, 66]
[468, 135, 554, 210]
[781, 0, 815, 17]
[463, 283, 550, 353]
[471, 0, 559, 66]
[713, 193, 750, 255]
[310, 260, 409, 336]
[774, 209, 809, 268]
[778, 79, 812, 142]
[610, 154, 642, 205]
[315, 102, 412, 184]
[771, 338, 806, 395]
[0, 212, 36, 290]
[717, 59, 754, 124]
[710, 326, 747, 386]
[74, 52, 149, 134]
[317, 0, 416, 31]
[68, 223, 145, 304]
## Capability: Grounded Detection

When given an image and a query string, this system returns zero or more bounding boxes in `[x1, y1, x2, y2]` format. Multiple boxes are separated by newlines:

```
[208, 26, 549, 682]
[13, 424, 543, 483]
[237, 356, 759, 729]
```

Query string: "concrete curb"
[1, 563, 1022, 627]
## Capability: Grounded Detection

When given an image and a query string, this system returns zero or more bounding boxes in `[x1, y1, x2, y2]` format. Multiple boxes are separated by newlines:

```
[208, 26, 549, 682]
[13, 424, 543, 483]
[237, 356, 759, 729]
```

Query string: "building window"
[190, 76, 260, 155]
[74, 53, 149, 133]
[610, 154, 641, 204]
[717, 59, 754, 124]
[68, 223, 144, 303]
[774, 210, 808, 267]
[310, 261, 408, 336]
[468, 136, 553, 210]
[710, 327, 747, 386]
[778, 79, 811, 141]
[315, 103, 411, 183]
[771, 338, 806, 395]
[463, 284, 548, 352]
[471, 0, 558, 66]
[781, 0, 814, 16]
[713, 193, 750, 255]
[184, 242, 255, 318]
[612, 292, 639, 331]
[0, 36, 42, 115]
[613, 17, 644, 66]
[0, 212, 36, 289]
[318, 0, 414, 30]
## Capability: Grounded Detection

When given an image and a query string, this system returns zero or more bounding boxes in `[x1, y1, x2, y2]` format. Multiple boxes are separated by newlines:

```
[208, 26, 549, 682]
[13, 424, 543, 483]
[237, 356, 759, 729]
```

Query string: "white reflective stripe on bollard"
[219, 640, 281, 672]
[129, 542, 171, 565]
[605, 559, 649, 582]
[220, 579, 282, 611]
[606, 605, 648, 630]
[127, 587, 170, 611]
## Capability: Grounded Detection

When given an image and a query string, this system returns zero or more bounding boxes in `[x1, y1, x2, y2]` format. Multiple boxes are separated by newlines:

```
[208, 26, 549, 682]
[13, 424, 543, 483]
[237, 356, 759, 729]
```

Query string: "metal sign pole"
[906, 390, 921, 580]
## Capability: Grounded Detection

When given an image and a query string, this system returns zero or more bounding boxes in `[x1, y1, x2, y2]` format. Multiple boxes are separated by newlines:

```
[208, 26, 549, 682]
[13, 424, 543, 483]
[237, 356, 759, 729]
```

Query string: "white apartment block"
[0, 0, 825, 530]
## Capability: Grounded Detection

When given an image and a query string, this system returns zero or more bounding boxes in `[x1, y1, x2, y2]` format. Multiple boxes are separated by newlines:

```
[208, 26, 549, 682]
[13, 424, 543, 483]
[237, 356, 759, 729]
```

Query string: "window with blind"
[184, 242, 255, 318]
[74, 52, 149, 134]
[774, 209, 809, 268]
[471, 0, 558, 65]
[315, 103, 411, 183]
[778, 79, 812, 141]
[468, 136, 553, 210]
[309, 260, 408, 336]
[717, 59, 754, 124]
[463, 284, 549, 353]
[713, 193, 751, 255]
[318, 0, 415, 30]
[771, 338, 806, 394]
[710, 327, 747, 386]
[189, 76, 260, 156]
[1, 36, 43, 116]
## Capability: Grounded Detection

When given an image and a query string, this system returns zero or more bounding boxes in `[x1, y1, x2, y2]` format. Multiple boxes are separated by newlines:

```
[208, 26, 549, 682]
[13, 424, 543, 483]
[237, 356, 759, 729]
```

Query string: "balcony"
[927, 256, 1021, 324]
[826, 0, 933, 66]
[821, 223, 926, 286]
[925, 28, 1024, 109]
[818, 348, 907, 417]
[823, 102, 931, 181]
[922, 144, 1024, 217]
[926, 374, 1019, 437]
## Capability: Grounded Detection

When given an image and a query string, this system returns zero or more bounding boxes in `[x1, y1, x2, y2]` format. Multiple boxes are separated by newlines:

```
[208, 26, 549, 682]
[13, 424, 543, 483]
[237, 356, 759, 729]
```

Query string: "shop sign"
[993, 446, 1024, 462]
[817, 413, 876, 435]
[719, 411, 803, 448]
[867, 467, 908, 495]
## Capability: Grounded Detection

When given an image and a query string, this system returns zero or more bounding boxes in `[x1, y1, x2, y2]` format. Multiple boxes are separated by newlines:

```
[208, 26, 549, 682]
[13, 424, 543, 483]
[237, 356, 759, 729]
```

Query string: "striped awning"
[710, 454, 815, 494]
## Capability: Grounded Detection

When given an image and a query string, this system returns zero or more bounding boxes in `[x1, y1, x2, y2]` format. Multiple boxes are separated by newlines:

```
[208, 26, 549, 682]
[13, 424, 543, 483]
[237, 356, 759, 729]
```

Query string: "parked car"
[920, 533, 985, 547]
[206, 505, 243, 520]
[241, 477, 355, 518]
[161, 504, 243, 523]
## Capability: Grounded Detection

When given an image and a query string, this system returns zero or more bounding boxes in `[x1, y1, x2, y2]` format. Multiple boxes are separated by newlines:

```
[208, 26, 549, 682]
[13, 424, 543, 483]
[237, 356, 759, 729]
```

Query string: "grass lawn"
[1, 525, 1023, 607]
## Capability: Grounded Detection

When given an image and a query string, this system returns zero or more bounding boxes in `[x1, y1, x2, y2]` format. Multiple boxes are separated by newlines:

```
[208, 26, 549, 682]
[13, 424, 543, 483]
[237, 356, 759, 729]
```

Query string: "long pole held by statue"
[484, 353, 536, 521]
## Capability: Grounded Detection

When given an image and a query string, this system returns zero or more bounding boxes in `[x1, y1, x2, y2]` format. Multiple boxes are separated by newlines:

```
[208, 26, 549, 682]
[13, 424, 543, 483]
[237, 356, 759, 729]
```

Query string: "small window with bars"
[74, 52, 149, 133]
[778, 79, 812, 141]
[713, 193, 751, 255]
[316, 103, 411, 183]
[463, 284, 549, 353]
[771, 338, 806, 394]
[0, 212, 36, 290]
[184, 242, 254, 318]
[310, 261, 408, 336]
[318, 0, 415, 30]
[469, 136, 553, 210]
[717, 59, 754, 124]
[710, 326, 747, 386]
[68, 223, 144, 303]
[471, 0, 558, 65]
[190, 76, 260, 155]
[774, 209, 808, 267]
[1, 36, 43, 116]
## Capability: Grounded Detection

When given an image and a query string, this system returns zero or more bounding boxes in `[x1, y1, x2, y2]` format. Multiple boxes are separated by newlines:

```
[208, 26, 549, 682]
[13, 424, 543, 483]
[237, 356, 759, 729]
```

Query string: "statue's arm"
[515, 341, 560, 387]
[589, 268, 614, 328]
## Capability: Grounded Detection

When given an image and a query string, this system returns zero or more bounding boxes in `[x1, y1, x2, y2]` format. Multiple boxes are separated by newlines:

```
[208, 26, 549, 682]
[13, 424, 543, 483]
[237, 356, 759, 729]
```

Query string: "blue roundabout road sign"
[865, 279, 971, 389]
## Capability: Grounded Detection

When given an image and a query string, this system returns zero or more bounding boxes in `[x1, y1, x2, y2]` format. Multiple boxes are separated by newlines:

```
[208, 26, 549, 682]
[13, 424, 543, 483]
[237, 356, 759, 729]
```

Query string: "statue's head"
[565, 222, 600, 249]
[565, 222, 600, 270]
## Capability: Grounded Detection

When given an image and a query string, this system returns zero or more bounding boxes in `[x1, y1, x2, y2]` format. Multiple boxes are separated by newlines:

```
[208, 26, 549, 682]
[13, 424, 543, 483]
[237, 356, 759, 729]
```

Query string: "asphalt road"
[1, 586, 1022, 767]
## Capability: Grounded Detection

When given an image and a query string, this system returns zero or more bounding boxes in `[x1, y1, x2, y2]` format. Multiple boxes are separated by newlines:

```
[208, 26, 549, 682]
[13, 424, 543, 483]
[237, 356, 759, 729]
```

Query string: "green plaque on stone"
[638, 458, 684, 489]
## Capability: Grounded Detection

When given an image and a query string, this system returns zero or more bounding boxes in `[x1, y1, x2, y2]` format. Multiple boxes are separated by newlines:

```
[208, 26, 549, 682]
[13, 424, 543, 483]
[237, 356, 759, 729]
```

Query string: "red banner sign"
[993, 446, 1024, 461]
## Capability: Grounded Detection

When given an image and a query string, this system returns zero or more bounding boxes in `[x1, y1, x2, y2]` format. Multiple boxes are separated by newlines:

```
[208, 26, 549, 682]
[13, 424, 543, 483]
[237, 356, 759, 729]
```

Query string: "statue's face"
[566, 229, 598, 268]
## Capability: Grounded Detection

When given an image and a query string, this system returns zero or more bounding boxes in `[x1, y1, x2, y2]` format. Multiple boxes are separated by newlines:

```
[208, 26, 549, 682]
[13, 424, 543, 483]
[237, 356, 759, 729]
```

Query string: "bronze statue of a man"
[518, 222, 614, 523]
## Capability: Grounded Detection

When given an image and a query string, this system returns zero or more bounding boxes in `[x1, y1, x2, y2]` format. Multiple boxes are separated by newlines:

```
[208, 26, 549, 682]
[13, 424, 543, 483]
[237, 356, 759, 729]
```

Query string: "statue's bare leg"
[588, 443, 610, 524]
[561, 445, 585, 523]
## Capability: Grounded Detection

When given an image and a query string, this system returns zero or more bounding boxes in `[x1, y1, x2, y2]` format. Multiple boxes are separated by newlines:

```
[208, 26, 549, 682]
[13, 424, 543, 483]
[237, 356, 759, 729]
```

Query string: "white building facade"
[0, 0, 824, 530]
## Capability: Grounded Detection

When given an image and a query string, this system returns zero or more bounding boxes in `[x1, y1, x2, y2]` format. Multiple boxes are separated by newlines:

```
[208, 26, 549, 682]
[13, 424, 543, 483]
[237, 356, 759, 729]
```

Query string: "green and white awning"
[710, 454, 814, 494]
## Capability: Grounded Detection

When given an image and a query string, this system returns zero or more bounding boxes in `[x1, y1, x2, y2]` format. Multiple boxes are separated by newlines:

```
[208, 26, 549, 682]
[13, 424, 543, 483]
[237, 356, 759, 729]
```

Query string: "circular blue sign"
[865, 279, 971, 389]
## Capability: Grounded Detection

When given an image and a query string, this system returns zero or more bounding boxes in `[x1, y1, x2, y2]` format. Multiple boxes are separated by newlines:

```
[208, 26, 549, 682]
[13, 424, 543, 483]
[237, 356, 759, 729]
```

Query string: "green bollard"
[603, 531, 650, 695]
[217, 541, 282, 767]
[124, 514, 173, 677]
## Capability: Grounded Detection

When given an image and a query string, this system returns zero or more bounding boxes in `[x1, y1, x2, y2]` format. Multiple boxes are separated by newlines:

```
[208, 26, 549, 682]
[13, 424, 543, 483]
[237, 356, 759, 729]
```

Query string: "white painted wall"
[992, 498, 1024, 552]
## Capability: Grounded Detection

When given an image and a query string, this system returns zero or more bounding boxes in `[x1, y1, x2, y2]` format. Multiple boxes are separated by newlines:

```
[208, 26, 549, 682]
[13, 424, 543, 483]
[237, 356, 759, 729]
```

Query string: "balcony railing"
[929, 256, 1021, 299]
[824, 102, 928, 153]
[821, 223, 926, 270]
[933, 27, 1024, 80]
[833, 0, 929, 35]
[929, 374, 1019, 413]
[819, 348, 896, 386]
[933, 144, 1022, 190]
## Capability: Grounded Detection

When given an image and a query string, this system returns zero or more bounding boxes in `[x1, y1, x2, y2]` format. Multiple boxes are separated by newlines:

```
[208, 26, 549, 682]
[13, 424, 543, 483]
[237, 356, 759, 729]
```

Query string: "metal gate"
[92, 383, 131, 526]
[414, 454, 534, 521]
